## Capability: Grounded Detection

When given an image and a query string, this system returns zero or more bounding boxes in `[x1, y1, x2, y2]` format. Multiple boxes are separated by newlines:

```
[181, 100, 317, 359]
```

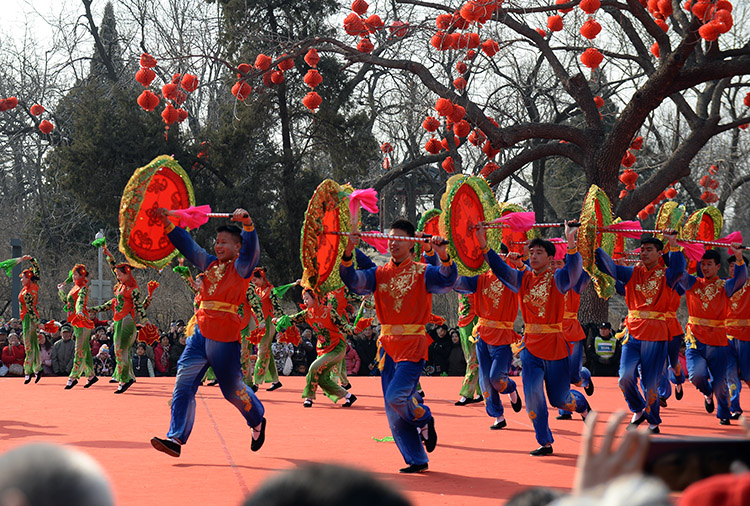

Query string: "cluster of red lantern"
[685, 0, 733, 42]
[342, 0, 385, 54]
[618, 135, 645, 197]
[545, 0, 605, 70]
[636, 185, 675, 220]
[699, 164, 720, 203]
[134, 53, 197, 129]
[301, 49, 323, 112]
[31, 102, 54, 134]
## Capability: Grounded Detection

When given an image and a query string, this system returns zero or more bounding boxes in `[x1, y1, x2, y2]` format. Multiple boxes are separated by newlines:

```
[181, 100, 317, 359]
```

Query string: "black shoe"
[705, 396, 715, 414]
[303, 399, 313, 408]
[266, 381, 283, 391]
[584, 379, 594, 396]
[251, 418, 266, 452]
[34, 370, 43, 384]
[627, 411, 648, 430]
[399, 463, 428, 474]
[421, 417, 437, 453]
[675, 384, 683, 400]
[342, 394, 357, 407]
[83, 376, 99, 388]
[556, 413, 573, 420]
[454, 398, 470, 406]
[417, 390, 425, 398]
[490, 419, 507, 430]
[472, 395, 484, 404]
[343, 383, 352, 390]
[731, 412, 742, 420]
[114, 379, 135, 394]
[251, 384, 258, 392]
[24, 376, 32, 384]
[720, 418, 731, 426]
[659, 397, 668, 408]
[510, 392, 522, 413]
[530, 445, 553, 456]
[64, 379, 78, 390]
[649, 425, 661, 434]
[109, 378, 118, 383]
[151, 437, 181, 457]
[206, 379, 218, 387]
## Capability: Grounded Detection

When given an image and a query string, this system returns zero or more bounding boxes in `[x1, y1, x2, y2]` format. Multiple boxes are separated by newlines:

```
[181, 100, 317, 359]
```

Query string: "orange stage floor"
[1, 375, 746, 505]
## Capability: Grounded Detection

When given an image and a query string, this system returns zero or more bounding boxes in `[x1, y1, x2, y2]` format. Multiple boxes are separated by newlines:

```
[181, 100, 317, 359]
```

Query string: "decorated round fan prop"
[439, 175, 501, 276]
[119, 155, 195, 269]
[655, 201, 686, 235]
[300, 179, 354, 294]
[136, 322, 160, 346]
[497, 203, 540, 255]
[415, 208, 442, 257]
[578, 185, 616, 299]
[681, 206, 722, 272]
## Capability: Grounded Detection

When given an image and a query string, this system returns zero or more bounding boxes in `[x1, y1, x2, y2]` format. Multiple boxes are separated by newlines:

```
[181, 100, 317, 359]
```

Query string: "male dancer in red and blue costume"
[679, 246, 746, 425]
[596, 233, 684, 433]
[151, 208, 266, 457]
[454, 244, 523, 430]
[726, 255, 750, 419]
[476, 222, 590, 456]
[340, 219, 456, 473]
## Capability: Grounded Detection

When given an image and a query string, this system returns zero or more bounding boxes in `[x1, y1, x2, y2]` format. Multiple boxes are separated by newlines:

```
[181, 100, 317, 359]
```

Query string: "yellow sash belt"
[379, 324, 426, 336]
[524, 323, 563, 334]
[628, 310, 666, 321]
[726, 319, 750, 327]
[199, 301, 239, 313]
[687, 316, 724, 328]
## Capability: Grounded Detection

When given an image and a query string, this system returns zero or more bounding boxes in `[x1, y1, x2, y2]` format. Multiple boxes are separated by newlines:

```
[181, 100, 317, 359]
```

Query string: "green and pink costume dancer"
[59, 264, 97, 389]
[4, 256, 43, 383]
[456, 294, 481, 404]
[279, 288, 357, 407]
[90, 246, 156, 393]
[249, 268, 285, 388]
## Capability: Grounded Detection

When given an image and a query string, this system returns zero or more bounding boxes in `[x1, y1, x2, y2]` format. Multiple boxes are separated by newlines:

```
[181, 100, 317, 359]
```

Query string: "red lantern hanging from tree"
[593, 96, 604, 108]
[424, 138, 442, 154]
[30, 104, 45, 116]
[135, 67, 156, 87]
[480, 162, 498, 178]
[389, 21, 409, 37]
[453, 76, 467, 90]
[481, 39, 499, 57]
[270, 71, 285, 84]
[302, 91, 322, 111]
[140, 53, 157, 68]
[580, 47, 604, 69]
[181, 74, 198, 92]
[137, 90, 160, 111]
[304, 49, 320, 67]
[278, 55, 295, 71]
[231, 81, 252, 101]
[357, 38, 374, 53]
[442, 156, 455, 174]
[303, 69, 323, 89]
[579, 0, 601, 14]
[547, 15, 564, 32]
[435, 98, 453, 116]
[422, 116, 441, 132]
[448, 104, 466, 123]
[161, 103, 180, 125]
[351, 0, 368, 15]
[38, 120, 54, 134]
[580, 18, 602, 39]
[365, 14, 384, 31]
[453, 120, 471, 137]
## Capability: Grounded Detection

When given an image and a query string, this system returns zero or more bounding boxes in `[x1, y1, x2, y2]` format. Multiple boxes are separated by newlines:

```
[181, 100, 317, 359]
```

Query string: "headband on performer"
[19, 269, 38, 282]
[73, 264, 89, 277]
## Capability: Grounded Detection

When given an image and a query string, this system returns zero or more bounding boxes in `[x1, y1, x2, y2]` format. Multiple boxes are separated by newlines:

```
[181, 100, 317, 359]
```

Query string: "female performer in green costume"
[89, 245, 156, 393]
[58, 264, 97, 389]
[4, 255, 43, 383]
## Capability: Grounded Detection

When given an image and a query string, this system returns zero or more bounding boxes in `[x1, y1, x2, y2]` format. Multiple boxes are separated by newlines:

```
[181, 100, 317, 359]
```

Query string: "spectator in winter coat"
[345, 337, 361, 376]
[132, 343, 154, 377]
[447, 329, 467, 376]
[168, 333, 187, 376]
[2, 333, 26, 376]
[153, 335, 170, 376]
[93, 345, 116, 377]
[38, 333, 54, 376]
[51, 324, 75, 376]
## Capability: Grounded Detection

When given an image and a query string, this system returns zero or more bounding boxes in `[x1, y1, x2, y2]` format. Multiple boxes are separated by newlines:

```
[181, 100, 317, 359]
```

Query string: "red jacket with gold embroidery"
[727, 278, 750, 342]
[340, 255, 457, 363]
[454, 270, 520, 346]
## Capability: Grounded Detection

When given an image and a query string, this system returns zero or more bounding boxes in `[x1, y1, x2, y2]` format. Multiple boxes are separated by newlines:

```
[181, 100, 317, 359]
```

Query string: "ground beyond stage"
[1, 375, 746, 505]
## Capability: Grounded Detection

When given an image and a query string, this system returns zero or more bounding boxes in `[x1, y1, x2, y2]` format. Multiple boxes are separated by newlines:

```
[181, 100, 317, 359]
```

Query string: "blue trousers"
[520, 348, 589, 446]
[381, 354, 432, 466]
[168, 328, 264, 444]
[687, 340, 730, 420]
[619, 335, 666, 426]
[559, 340, 591, 416]
[727, 339, 750, 414]
[476, 339, 517, 418]
[658, 334, 686, 399]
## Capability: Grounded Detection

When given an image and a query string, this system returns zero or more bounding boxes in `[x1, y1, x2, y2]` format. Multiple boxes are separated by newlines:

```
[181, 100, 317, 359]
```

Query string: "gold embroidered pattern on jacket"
[379, 262, 424, 312]
[523, 270, 552, 318]
[483, 278, 506, 309]
[635, 267, 664, 306]
[731, 282, 749, 312]
[204, 261, 230, 296]
[695, 278, 725, 311]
